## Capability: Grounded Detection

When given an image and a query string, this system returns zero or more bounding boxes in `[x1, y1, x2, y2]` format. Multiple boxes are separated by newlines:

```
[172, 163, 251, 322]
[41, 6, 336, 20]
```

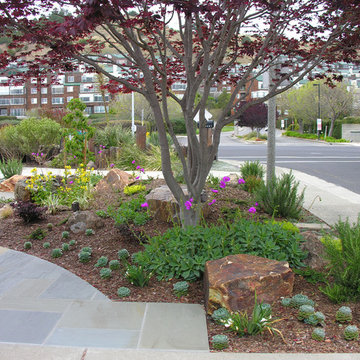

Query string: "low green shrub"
[100, 268, 112, 279]
[69, 240, 76, 246]
[85, 228, 94, 236]
[118, 248, 130, 261]
[123, 184, 146, 196]
[109, 260, 120, 270]
[24, 241, 32, 250]
[95, 256, 109, 268]
[117, 286, 131, 298]
[125, 265, 152, 287]
[256, 172, 304, 219]
[108, 196, 150, 227]
[51, 248, 63, 258]
[62, 231, 70, 239]
[29, 228, 47, 240]
[283, 130, 348, 143]
[11, 201, 47, 223]
[62, 243, 70, 251]
[0, 158, 23, 179]
[133, 219, 307, 281]
[43, 242, 51, 249]
[320, 217, 360, 302]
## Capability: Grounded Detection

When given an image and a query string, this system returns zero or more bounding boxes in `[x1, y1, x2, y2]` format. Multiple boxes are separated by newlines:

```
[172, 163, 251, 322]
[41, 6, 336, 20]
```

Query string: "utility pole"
[131, 91, 135, 135]
[266, 65, 277, 184]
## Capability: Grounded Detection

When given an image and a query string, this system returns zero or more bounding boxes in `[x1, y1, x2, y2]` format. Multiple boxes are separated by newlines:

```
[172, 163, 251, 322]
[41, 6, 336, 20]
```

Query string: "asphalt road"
[217, 132, 360, 195]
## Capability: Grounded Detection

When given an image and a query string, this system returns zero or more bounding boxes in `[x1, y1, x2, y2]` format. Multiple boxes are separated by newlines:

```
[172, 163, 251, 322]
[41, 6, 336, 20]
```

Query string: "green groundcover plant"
[133, 219, 307, 281]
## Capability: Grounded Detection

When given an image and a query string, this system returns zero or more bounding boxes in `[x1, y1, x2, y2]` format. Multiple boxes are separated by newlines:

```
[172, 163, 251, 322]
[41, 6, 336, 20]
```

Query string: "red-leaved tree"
[0, 0, 359, 226]
[238, 103, 268, 136]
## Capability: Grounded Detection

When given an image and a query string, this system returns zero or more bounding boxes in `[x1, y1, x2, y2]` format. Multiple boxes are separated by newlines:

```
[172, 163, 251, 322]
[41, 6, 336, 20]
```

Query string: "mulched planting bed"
[0, 180, 359, 352]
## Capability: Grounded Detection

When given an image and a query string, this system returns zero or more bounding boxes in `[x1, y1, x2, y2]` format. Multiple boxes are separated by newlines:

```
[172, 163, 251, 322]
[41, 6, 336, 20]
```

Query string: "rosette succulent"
[344, 325, 359, 341]
[211, 308, 231, 325]
[211, 334, 229, 350]
[173, 281, 189, 297]
[297, 305, 315, 321]
[290, 294, 314, 308]
[117, 287, 131, 298]
[336, 306, 352, 323]
[312, 328, 325, 341]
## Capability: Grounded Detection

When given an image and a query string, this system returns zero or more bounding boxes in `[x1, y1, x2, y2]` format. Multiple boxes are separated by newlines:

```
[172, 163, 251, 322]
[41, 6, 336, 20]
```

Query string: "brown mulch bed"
[0, 180, 359, 353]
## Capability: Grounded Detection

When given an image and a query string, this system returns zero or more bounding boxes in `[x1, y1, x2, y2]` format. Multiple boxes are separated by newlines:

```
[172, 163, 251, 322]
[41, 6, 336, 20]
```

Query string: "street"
[217, 131, 360, 195]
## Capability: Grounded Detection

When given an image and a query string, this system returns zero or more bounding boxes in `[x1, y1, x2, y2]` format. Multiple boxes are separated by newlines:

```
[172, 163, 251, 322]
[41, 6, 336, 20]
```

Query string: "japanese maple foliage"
[1, 0, 359, 226]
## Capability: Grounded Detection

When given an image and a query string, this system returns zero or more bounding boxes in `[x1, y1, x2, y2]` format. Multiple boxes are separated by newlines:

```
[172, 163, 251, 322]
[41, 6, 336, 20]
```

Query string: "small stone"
[71, 202, 80, 212]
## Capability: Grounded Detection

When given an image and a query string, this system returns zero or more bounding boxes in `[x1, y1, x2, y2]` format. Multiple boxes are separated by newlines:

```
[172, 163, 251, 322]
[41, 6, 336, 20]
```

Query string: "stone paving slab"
[0, 309, 62, 344]
[46, 328, 140, 348]
[139, 303, 209, 351]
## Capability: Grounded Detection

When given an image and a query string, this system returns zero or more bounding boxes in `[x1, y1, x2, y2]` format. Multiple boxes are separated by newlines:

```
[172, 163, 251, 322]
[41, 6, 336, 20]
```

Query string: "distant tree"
[284, 80, 353, 136]
[238, 102, 268, 137]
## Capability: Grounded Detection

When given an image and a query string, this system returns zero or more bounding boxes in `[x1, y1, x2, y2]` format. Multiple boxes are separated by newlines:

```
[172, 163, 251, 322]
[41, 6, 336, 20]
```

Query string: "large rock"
[14, 179, 31, 202]
[95, 169, 135, 193]
[204, 254, 294, 315]
[145, 185, 209, 223]
[66, 211, 104, 234]
[0, 175, 27, 192]
[300, 231, 329, 270]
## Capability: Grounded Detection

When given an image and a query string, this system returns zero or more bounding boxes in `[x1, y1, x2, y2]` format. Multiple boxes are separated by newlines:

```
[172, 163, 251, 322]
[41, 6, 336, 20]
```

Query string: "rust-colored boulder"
[300, 231, 329, 270]
[66, 211, 104, 234]
[94, 169, 135, 193]
[145, 185, 209, 223]
[0, 175, 27, 192]
[204, 254, 294, 315]
[14, 179, 31, 202]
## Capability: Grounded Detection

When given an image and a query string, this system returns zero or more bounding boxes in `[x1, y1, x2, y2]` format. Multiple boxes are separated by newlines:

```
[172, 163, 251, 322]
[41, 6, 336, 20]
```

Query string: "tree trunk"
[298, 120, 304, 134]
[328, 117, 335, 137]
[179, 202, 202, 227]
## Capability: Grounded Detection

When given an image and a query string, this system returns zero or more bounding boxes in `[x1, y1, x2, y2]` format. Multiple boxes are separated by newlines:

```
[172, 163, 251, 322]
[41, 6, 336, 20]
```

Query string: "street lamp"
[313, 83, 321, 139]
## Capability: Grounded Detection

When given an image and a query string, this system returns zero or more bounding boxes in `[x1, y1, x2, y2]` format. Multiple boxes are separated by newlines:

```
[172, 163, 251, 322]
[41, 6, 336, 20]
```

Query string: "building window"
[171, 83, 187, 91]
[79, 96, 90, 103]
[66, 86, 74, 93]
[10, 108, 25, 116]
[0, 108, 7, 115]
[51, 86, 64, 95]
[93, 94, 109, 102]
[41, 88, 48, 94]
[81, 75, 94, 83]
[41, 98, 48, 104]
[52, 97, 64, 104]
[10, 98, 25, 105]
[67, 96, 73, 102]
[0, 99, 10, 105]
[9, 88, 24, 95]
[67, 75, 75, 82]
[31, 98, 37, 104]
[80, 84, 94, 93]
[31, 88, 37, 94]
[85, 106, 92, 114]
[94, 106, 106, 113]
[31, 78, 37, 84]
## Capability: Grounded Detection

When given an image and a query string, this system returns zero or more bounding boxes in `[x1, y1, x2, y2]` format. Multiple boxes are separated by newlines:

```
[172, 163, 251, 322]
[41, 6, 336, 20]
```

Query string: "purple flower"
[222, 176, 230, 182]
[132, 160, 136, 164]
[136, 176, 140, 179]
[248, 207, 257, 214]
[185, 200, 192, 210]
[255, 202, 258, 206]
[141, 202, 149, 208]
[110, 163, 114, 168]
[69, 180, 73, 184]
[136, 165, 141, 170]
[40, 152, 44, 157]
[189, 198, 193, 202]
[208, 199, 216, 205]
[74, 155, 76, 158]
[211, 189, 218, 193]
[219, 181, 226, 189]
[238, 178, 245, 185]
[140, 168, 145, 173]
[98, 150, 102, 154]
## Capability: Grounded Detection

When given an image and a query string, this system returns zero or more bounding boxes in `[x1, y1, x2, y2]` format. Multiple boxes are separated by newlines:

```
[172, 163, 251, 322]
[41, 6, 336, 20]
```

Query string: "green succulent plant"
[62, 243, 70, 251]
[100, 268, 112, 279]
[117, 287, 131, 298]
[336, 306, 352, 323]
[109, 260, 120, 270]
[290, 294, 314, 308]
[118, 248, 130, 260]
[46, 223, 53, 231]
[297, 305, 315, 321]
[211, 334, 229, 350]
[211, 308, 231, 325]
[81, 246, 92, 254]
[312, 328, 325, 341]
[281, 298, 292, 307]
[51, 248, 63, 258]
[61, 231, 70, 239]
[173, 281, 189, 297]
[85, 228, 94, 236]
[78, 251, 91, 263]
[344, 325, 359, 341]
[69, 240, 76, 246]
[95, 256, 108, 268]
[24, 241, 32, 250]
[43, 242, 51, 249]
[305, 312, 326, 326]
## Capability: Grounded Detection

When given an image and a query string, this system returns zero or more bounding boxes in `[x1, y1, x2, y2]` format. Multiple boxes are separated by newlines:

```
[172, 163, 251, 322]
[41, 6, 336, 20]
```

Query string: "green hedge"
[283, 130, 348, 143]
